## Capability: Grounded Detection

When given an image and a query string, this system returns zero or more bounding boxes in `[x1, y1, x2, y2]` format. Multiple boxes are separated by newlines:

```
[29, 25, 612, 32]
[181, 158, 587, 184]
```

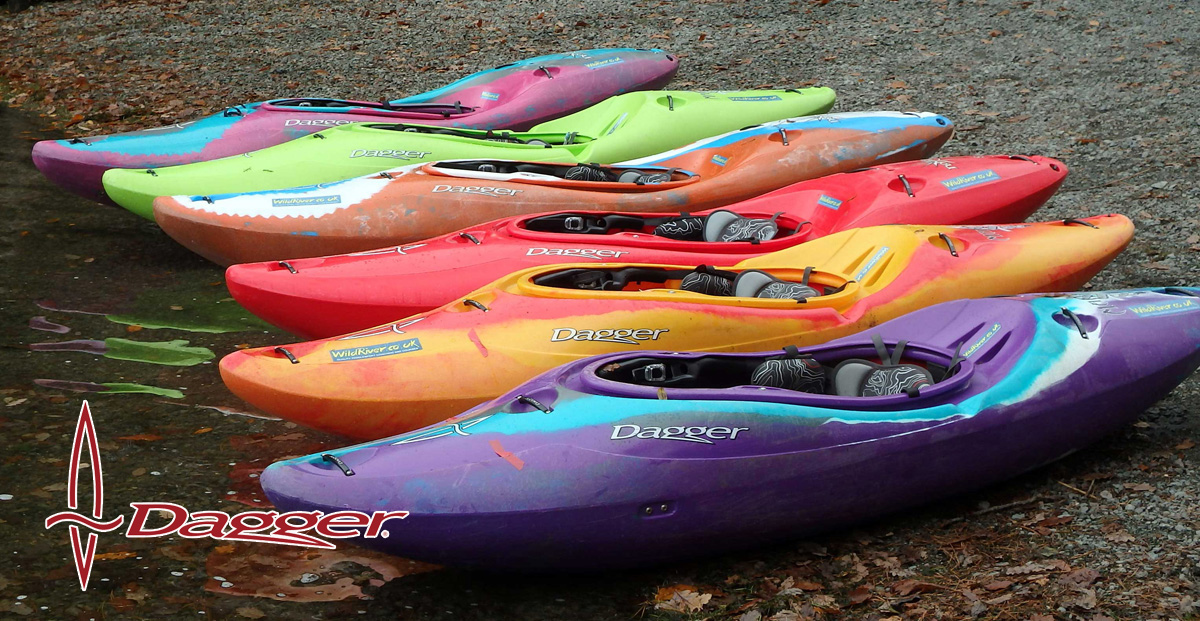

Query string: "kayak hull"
[155, 111, 948, 264]
[108, 87, 836, 218]
[32, 48, 680, 205]
[259, 288, 1200, 570]
[220, 215, 1132, 439]
[225, 154, 1067, 337]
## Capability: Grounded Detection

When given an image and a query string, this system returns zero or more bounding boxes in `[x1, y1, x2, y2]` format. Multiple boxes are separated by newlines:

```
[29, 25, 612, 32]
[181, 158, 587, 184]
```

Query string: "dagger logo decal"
[44, 401, 126, 591]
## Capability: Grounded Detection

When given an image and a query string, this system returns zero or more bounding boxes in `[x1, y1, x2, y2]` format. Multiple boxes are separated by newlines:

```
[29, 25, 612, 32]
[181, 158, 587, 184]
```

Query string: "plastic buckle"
[564, 216, 586, 231]
[636, 363, 668, 383]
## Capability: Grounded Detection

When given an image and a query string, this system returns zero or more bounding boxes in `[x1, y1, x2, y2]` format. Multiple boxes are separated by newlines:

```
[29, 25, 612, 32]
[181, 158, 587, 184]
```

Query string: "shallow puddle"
[0, 106, 654, 620]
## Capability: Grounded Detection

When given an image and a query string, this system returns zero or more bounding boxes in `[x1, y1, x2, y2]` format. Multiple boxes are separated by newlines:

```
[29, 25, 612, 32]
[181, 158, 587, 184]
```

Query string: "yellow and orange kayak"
[221, 215, 1133, 439]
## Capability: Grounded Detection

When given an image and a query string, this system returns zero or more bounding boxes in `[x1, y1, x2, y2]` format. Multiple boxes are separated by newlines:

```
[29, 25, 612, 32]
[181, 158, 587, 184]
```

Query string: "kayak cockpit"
[366, 126, 596, 147]
[427, 160, 695, 190]
[590, 334, 973, 406]
[517, 209, 811, 244]
[526, 264, 849, 302]
[265, 99, 480, 117]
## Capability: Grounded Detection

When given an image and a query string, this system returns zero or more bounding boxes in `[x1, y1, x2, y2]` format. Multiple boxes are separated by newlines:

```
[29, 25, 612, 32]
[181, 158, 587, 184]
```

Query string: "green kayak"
[101, 88, 836, 218]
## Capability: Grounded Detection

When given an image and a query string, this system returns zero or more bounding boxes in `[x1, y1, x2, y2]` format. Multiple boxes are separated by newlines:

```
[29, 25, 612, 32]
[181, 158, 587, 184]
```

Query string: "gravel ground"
[2, 1, 1198, 619]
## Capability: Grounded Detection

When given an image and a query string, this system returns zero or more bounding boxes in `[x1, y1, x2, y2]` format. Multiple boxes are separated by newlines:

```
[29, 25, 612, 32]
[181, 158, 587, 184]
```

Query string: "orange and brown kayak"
[155, 111, 954, 265]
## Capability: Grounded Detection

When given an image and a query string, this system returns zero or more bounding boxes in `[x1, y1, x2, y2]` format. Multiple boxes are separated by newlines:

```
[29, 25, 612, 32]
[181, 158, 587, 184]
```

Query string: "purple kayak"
[260, 287, 1200, 570]
[31, 48, 678, 205]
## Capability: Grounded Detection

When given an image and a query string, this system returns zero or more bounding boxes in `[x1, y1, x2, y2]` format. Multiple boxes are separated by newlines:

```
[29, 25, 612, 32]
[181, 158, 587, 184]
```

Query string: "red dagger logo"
[44, 401, 126, 591]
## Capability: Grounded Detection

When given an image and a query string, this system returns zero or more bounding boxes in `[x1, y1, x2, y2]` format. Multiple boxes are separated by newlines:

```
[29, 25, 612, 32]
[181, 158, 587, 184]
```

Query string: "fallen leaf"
[236, 607, 265, 619]
[983, 580, 1012, 591]
[892, 579, 943, 596]
[1175, 439, 1195, 450]
[1034, 514, 1074, 528]
[810, 594, 837, 609]
[654, 589, 712, 613]
[1066, 587, 1098, 610]
[194, 428, 213, 435]
[1006, 562, 1054, 575]
[1060, 568, 1101, 588]
[654, 584, 699, 602]
[117, 434, 162, 442]
[847, 585, 871, 605]
[124, 583, 149, 602]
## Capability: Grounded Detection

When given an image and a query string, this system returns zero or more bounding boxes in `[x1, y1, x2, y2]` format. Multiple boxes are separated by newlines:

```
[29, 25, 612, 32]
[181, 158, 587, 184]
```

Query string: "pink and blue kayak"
[260, 288, 1200, 570]
[31, 48, 679, 204]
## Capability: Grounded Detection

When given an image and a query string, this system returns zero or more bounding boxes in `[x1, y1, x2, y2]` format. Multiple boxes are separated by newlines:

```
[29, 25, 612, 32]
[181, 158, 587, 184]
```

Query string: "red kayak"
[227, 155, 1067, 338]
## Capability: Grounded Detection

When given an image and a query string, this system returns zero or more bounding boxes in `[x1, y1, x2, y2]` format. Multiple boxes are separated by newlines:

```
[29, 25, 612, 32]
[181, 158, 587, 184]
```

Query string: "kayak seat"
[562, 164, 672, 184]
[679, 266, 734, 296]
[679, 266, 824, 301]
[654, 209, 782, 242]
[750, 355, 826, 393]
[752, 335, 957, 397]
[733, 269, 822, 300]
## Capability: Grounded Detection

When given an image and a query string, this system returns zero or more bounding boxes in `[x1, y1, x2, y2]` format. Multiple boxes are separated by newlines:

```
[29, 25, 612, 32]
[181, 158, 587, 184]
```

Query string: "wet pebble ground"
[1, 0, 1198, 619]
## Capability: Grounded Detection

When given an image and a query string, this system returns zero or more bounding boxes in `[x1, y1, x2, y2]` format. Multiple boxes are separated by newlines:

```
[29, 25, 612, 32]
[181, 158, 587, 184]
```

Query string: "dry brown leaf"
[1034, 514, 1074, 528]
[1006, 562, 1053, 575]
[117, 434, 162, 442]
[1060, 568, 1101, 588]
[892, 579, 943, 596]
[654, 589, 711, 613]
[847, 585, 871, 605]
[654, 584, 698, 602]
[95, 551, 138, 561]
[1175, 439, 1195, 450]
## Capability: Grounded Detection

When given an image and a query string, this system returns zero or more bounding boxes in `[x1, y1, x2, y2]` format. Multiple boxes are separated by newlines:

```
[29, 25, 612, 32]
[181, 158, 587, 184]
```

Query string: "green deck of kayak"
[102, 88, 836, 218]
